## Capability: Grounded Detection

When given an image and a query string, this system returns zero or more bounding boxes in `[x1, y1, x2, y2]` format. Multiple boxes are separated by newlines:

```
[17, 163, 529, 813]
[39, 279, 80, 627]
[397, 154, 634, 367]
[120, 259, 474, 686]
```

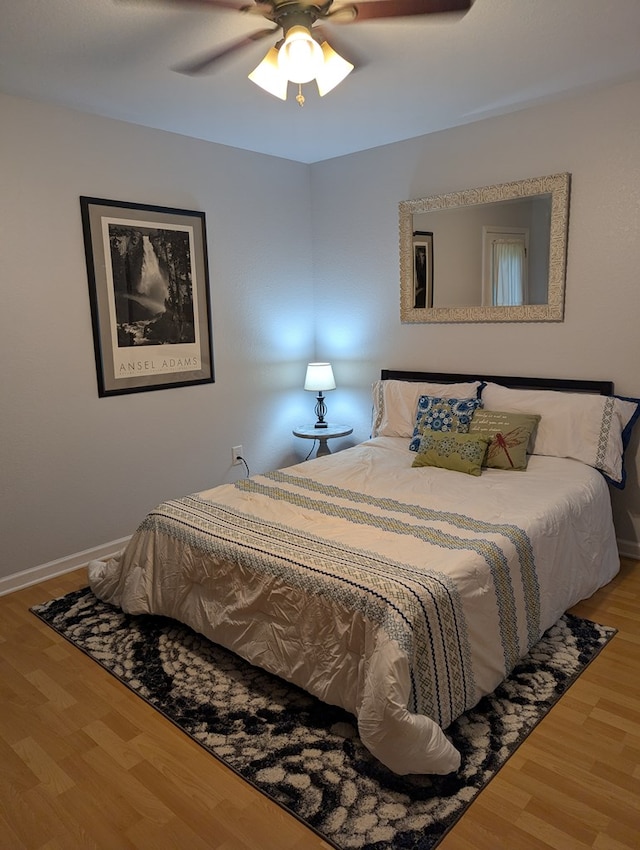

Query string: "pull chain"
[296, 84, 305, 107]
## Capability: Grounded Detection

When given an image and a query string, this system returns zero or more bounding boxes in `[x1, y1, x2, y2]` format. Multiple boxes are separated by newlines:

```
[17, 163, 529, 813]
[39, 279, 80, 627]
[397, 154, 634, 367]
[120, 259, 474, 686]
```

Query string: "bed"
[88, 370, 639, 775]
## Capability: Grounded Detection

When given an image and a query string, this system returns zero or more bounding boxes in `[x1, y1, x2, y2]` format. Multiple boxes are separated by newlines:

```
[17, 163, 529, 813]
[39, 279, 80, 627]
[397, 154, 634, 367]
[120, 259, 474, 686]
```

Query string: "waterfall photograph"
[109, 225, 196, 348]
[81, 197, 214, 397]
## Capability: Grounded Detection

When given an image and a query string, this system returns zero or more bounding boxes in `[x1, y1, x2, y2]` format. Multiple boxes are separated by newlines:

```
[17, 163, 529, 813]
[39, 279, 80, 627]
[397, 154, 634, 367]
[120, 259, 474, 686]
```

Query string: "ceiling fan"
[140, 0, 474, 104]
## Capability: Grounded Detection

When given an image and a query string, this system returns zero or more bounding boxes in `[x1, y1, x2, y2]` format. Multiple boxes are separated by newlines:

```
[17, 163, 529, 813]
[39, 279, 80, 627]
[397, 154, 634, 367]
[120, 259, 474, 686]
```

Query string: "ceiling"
[2, 0, 640, 164]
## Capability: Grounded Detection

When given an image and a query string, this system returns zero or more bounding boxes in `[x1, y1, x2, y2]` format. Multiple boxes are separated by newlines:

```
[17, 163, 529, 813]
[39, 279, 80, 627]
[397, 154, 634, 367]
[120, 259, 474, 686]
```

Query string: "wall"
[310, 77, 640, 557]
[0, 93, 315, 583]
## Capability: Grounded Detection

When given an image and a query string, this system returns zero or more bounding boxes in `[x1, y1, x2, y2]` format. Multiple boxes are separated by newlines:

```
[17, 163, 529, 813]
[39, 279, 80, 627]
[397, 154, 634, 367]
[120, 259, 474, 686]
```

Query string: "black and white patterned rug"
[31, 588, 615, 850]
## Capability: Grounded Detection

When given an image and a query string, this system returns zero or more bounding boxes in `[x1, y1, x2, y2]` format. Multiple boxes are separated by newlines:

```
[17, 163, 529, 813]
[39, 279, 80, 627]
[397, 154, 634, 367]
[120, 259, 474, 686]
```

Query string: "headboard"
[380, 369, 614, 396]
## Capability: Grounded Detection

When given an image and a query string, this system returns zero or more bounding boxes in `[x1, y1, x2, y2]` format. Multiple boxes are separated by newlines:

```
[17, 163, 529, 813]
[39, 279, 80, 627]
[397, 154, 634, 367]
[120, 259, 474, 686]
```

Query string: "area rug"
[31, 588, 615, 850]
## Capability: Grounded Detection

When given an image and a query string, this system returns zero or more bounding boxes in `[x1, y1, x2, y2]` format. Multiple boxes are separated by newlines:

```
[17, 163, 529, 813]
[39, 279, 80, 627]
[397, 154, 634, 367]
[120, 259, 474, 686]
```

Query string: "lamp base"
[313, 392, 329, 429]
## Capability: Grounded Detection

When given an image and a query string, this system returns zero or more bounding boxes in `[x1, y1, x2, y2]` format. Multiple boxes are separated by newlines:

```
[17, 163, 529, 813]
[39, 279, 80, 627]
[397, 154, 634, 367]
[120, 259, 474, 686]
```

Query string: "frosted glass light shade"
[278, 26, 324, 84]
[304, 362, 336, 392]
[248, 47, 288, 100]
[316, 42, 354, 96]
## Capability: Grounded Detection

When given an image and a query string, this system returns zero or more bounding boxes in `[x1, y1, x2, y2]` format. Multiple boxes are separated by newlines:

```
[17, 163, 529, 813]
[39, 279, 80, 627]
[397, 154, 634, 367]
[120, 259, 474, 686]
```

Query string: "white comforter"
[88, 437, 620, 775]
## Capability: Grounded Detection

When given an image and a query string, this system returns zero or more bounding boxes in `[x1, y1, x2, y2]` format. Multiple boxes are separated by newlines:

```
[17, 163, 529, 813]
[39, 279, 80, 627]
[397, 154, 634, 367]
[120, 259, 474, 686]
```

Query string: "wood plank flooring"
[1, 558, 638, 849]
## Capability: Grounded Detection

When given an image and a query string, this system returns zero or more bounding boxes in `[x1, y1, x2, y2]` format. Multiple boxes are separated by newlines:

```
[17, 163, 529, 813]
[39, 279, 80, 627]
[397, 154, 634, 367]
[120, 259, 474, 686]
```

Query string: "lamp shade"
[304, 362, 336, 392]
[316, 42, 354, 97]
[248, 47, 288, 100]
[277, 25, 324, 84]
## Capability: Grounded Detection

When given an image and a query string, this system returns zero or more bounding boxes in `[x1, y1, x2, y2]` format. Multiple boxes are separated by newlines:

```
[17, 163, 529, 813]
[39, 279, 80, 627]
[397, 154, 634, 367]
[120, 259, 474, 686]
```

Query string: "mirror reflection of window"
[482, 227, 528, 306]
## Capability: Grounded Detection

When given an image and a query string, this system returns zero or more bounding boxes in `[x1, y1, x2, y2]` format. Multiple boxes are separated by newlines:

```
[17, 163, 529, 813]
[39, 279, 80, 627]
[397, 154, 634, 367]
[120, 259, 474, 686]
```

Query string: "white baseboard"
[617, 537, 640, 562]
[0, 537, 130, 597]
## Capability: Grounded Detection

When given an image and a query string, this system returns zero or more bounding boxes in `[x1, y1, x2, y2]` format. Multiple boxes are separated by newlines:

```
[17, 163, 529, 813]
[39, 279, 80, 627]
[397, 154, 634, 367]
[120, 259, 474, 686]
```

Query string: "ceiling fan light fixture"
[277, 25, 324, 84]
[316, 41, 354, 97]
[248, 46, 288, 100]
[248, 22, 353, 102]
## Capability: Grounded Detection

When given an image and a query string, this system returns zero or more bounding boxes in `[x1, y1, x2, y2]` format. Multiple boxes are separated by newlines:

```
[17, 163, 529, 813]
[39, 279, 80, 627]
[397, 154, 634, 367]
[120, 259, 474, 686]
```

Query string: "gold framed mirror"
[399, 173, 571, 323]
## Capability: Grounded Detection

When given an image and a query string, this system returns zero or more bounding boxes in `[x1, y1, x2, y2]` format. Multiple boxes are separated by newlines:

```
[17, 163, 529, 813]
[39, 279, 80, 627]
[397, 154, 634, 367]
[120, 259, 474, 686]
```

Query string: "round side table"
[293, 424, 353, 457]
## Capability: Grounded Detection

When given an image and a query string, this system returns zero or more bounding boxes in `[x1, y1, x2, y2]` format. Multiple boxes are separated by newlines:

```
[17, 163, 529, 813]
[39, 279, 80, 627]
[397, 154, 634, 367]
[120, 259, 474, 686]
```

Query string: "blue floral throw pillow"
[409, 395, 483, 452]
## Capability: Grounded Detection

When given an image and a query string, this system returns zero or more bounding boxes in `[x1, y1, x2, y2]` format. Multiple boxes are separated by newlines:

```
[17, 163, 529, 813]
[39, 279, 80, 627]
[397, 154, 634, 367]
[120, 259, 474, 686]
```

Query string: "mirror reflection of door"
[482, 226, 529, 306]
[412, 231, 433, 308]
[414, 244, 427, 307]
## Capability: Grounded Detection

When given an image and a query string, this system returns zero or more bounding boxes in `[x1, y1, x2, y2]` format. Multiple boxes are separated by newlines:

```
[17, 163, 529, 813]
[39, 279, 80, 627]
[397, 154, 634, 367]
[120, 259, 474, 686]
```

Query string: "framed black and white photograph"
[80, 197, 214, 397]
[413, 231, 434, 309]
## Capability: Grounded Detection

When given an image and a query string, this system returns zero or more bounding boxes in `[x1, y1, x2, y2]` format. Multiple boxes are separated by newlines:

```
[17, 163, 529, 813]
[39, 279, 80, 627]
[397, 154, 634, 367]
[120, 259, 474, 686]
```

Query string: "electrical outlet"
[232, 445, 243, 466]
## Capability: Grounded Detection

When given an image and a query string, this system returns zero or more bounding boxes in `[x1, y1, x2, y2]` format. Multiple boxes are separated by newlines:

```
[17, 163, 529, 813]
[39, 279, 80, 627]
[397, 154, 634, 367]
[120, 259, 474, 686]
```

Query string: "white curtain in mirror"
[491, 238, 527, 306]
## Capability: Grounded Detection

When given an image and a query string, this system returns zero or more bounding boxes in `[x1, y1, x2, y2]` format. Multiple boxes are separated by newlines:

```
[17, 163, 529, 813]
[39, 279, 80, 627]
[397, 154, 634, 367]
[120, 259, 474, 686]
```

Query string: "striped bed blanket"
[89, 437, 619, 774]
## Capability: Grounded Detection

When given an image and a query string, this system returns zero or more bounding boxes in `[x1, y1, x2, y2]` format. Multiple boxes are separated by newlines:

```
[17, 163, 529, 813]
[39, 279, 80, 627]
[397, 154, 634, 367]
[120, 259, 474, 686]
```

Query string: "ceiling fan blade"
[173, 27, 277, 74]
[330, 0, 473, 23]
[118, 0, 272, 16]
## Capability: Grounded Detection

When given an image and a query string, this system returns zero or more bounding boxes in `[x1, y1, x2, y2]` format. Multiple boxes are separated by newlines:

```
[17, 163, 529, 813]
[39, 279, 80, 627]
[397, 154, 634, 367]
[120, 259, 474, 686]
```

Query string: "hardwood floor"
[1, 559, 638, 849]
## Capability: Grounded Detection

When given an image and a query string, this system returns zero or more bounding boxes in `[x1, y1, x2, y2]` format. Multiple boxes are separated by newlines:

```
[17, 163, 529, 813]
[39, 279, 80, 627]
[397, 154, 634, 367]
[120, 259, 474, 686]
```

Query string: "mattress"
[88, 436, 620, 774]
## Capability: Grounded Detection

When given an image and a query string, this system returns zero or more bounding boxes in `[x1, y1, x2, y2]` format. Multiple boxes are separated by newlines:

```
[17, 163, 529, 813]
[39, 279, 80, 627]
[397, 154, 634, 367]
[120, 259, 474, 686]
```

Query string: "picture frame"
[80, 196, 214, 397]
[413, 231, 434, 309]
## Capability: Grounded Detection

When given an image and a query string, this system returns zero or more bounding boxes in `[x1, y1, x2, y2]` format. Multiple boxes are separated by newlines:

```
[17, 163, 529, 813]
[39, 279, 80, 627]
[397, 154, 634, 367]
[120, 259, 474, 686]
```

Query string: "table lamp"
[304, 362, 336, 428]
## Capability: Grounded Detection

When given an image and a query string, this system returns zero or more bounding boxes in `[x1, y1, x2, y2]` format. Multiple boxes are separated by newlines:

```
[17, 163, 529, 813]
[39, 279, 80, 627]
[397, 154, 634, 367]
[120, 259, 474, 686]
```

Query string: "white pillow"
[372, 379, 481, 438]
[481, 382, 640, 486]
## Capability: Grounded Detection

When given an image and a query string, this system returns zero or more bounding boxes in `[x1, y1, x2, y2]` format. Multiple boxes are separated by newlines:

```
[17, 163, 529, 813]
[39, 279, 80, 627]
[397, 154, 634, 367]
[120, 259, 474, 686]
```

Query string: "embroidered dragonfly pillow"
[469, 410, 541, 470]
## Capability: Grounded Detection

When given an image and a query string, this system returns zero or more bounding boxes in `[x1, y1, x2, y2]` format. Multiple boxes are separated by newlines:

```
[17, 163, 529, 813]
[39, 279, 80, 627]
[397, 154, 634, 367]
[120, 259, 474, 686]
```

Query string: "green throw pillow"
[411, 431, 490, 476]
[469, 410, 541, 470]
